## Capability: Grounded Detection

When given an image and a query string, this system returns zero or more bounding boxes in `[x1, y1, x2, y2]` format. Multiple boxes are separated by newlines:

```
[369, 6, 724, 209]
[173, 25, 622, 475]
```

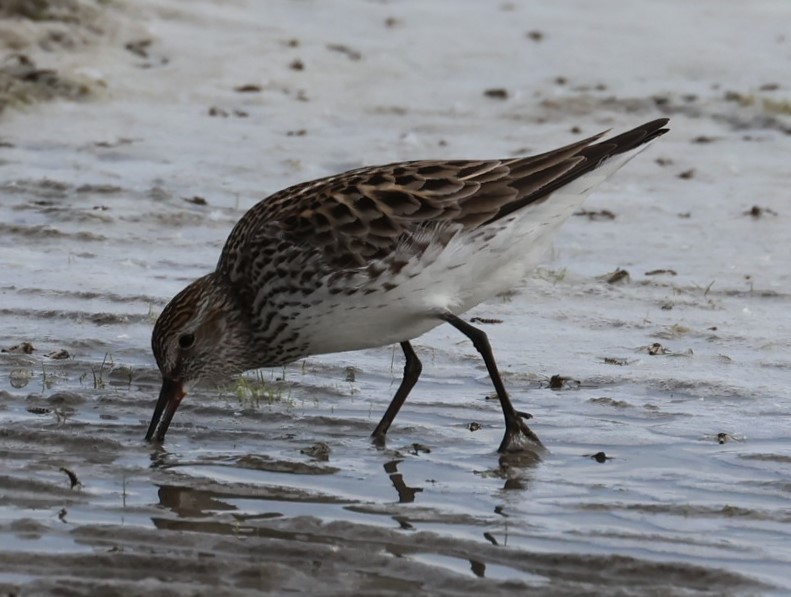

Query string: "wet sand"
[1, 0, 790, 594]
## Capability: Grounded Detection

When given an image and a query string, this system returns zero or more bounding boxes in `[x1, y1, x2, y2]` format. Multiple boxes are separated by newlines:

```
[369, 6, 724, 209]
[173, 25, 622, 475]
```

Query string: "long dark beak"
[145, 378, 185, 442]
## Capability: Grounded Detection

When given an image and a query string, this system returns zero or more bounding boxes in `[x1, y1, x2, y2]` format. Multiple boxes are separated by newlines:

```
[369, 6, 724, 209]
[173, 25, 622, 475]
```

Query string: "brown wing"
[221, 119, 668, 272]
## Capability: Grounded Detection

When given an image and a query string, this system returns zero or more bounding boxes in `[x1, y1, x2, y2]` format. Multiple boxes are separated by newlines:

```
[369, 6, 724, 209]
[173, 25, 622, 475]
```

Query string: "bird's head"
[146, 273, 251, 442]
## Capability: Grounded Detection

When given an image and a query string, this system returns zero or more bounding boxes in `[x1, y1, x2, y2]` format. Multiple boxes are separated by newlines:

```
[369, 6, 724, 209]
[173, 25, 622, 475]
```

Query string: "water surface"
[0, 0, 789, 594]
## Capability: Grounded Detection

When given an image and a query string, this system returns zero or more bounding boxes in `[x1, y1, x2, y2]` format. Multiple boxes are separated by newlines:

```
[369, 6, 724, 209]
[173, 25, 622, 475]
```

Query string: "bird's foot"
[370, 431, 388, 450]
[497, 415, 546, 457]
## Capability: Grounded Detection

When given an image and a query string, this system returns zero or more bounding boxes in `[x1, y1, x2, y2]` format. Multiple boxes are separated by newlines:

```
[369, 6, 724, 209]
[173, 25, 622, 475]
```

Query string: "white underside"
[299, 147, 649, 356]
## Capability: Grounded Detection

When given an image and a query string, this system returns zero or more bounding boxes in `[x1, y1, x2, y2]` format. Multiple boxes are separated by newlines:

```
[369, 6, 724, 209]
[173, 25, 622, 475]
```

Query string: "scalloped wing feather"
[219, 119, 669, 278]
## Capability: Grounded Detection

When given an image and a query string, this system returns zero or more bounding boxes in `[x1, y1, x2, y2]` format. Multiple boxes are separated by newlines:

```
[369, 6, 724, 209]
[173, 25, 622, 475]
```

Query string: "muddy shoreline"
[1, 0, 789, 594]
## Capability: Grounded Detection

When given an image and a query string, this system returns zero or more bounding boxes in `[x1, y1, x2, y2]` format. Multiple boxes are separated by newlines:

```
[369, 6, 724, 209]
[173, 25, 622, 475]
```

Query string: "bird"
[146, 118, 669, 453]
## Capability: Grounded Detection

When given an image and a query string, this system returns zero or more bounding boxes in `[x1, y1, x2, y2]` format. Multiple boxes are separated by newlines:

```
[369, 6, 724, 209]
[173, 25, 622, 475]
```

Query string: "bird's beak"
[145, 378, 186, 442]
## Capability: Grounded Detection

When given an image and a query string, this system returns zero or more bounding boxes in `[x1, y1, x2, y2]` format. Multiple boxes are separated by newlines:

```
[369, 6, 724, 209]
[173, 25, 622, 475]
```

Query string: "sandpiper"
[146, 119, 669, 453]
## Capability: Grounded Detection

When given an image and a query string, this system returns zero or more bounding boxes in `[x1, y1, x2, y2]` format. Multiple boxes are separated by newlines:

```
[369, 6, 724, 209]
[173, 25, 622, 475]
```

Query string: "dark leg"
[440, 313, 545, 453]
[372, 341, 423, 440]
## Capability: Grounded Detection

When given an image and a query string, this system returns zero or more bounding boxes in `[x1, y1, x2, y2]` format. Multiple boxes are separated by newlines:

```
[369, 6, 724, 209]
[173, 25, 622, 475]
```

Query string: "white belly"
[299, 198, 579, 354]
[296, 152, 634, 356]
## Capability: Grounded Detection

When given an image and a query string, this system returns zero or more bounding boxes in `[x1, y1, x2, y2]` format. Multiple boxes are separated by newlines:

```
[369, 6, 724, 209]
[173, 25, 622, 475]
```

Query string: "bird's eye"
[178, 333, 195, 349]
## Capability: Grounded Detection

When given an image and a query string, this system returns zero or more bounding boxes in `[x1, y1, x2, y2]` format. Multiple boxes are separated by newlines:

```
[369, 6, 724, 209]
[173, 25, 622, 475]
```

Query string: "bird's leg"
[440, 313, 545, 454]
[372, 341, 423, 443]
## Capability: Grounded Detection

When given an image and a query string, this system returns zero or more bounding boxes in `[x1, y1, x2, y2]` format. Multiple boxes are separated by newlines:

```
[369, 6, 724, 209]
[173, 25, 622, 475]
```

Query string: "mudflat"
[0, 1, 788, 594]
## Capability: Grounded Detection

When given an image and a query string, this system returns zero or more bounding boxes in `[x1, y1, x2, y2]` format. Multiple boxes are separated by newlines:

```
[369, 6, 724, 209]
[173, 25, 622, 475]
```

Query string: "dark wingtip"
[591, 118, 670, 159]
[490, 118, 670, 223]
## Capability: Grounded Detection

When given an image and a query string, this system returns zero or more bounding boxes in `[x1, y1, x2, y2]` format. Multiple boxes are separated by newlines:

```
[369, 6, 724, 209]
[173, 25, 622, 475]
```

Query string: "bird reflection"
[383, 459, 423, 503]
[157, 484, 237, 518]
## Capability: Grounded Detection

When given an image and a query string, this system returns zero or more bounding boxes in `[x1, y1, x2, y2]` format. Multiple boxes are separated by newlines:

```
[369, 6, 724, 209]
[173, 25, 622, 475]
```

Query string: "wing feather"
[219, 119, 669, 277]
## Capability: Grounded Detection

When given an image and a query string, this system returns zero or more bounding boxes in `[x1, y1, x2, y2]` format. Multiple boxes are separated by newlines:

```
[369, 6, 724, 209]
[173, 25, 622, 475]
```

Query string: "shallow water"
[1, 0, 790, 594]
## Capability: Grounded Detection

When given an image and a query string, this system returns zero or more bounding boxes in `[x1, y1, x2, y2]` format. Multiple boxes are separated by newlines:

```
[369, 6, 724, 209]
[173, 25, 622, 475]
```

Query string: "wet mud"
[1, 0, 790, 594]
